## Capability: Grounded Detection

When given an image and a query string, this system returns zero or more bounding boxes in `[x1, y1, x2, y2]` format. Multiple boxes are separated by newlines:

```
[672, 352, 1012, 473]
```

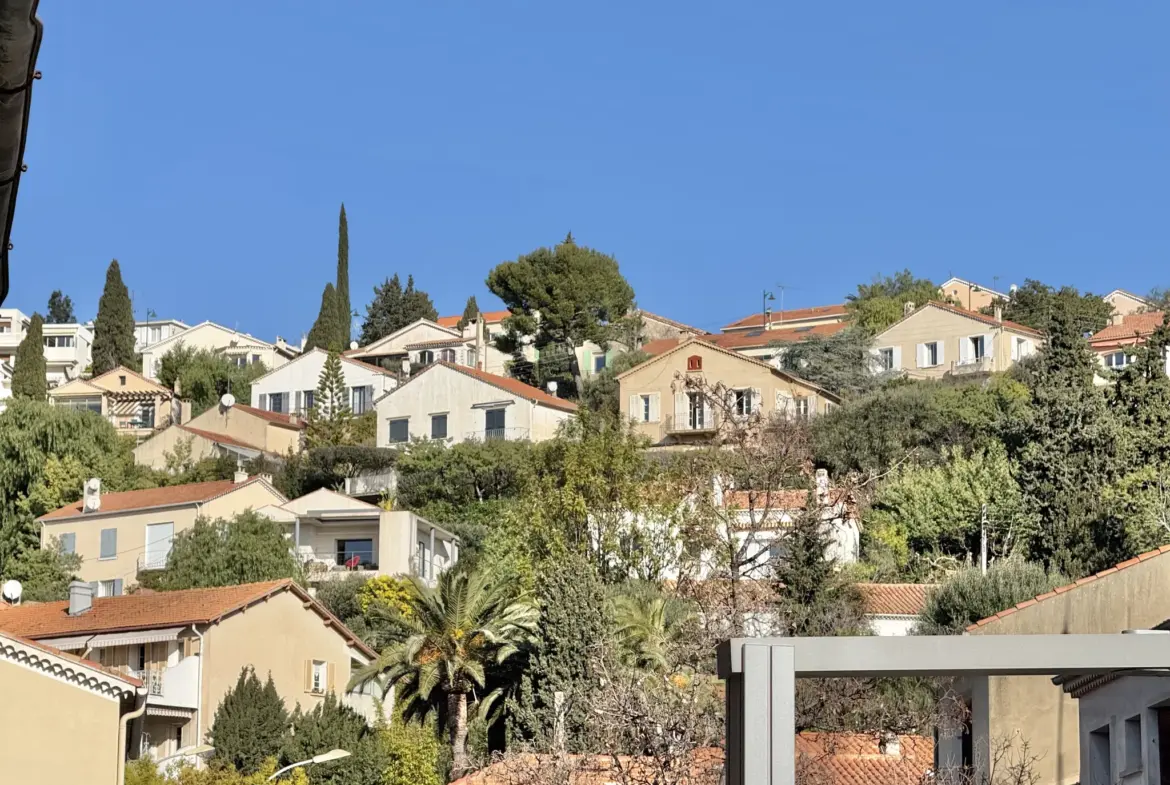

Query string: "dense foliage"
[306, 283, 345, 353]
[845, 269, 942, 334]
[776, 326, 883, 398]
[91, 259, 138, 374]
[157, 344, 268, 416]
[335, 203, 352, 347]
[916, 561, 1065, 635]
[986, 278, 1113, 336]
[208, 667, 291, 774]
[46, 290, 75, 324]
[359, 274, 438, 346]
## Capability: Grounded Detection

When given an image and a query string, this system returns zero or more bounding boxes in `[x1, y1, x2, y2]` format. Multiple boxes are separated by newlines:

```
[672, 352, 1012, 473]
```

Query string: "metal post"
[739, 644, 795, 785]
[980, 504, 988, 574]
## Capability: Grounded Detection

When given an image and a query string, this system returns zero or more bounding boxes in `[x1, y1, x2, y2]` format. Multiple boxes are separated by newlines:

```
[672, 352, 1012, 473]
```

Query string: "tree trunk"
[448, 691, 470, 776]
[568, 349, 585, 399]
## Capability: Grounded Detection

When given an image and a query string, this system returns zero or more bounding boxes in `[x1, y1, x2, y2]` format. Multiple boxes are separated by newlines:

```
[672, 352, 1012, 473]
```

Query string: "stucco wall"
[0, 658, 124, 785]
[187, 405, 303, 455]
[133, 427, 222, 471]
[871, 306, 1037, 379]
[201, 591, 357, 738]
[969, 552, 1170, 785]
[250, 349, 396, 414]
[141, 323, 286, 382]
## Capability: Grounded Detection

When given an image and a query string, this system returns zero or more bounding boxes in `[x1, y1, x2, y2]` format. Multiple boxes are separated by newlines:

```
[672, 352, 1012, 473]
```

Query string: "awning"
[218, 443, 262, 459]
[146, 706, 195, 719]
[36, 634, 92, 651]
[87, 627, 184, 648]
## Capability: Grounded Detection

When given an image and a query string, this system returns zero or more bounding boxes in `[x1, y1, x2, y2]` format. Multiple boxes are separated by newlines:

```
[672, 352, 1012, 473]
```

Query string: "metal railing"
[132, 668, 165, 697]
[950, 356, 994, 374]
[463, 427, 529, 442]
[137, 553, 169, 572]
[665, 411, 720, 434]
[344, 470, 397, 497]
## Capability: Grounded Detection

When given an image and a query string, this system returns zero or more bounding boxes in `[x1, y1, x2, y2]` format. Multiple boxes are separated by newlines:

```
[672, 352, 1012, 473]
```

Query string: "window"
[878, 348, 894, 371]
[149, 326, 162, 343]
[687, 392, 705, 429]
[251, 354, 261, 365]
[61, 396, 103, 414]
[431, 414, 448, 440]
[137, 402, 155, 427]
[686, 355, 703, 372]
[485, 408, 506, 440]
[58, 532, 76, 555]
[1123, 715, 1142, 775]
[388, 418, 410, 443]
[0, 323, 10, 333]
[98, 580, 118, 598]
[418, 349, 435, 366]
[794, 396, 810, 420]
[311, 660, 327, 694]
[100, 528, 117, 560]
[439, 348, 457, 363]
[417, 538, 431, 578]
[969, 335, 986, 360]
[302, 390, 315, 410]
[1105, 351, 1130, 369]
[118, 375, 127, 386]
[641, 394, 651, 422]
[593, 353, 607, 373]
[269, 392, 284, 413]
[925, 342, 939, 367]
[1089, 726, 1111, 785]
[336, 539, 374, 569]
[351, 385, 371, 415]
[465, 347, 478, 368]
[733, 389, 754, 417]
[230, 355, 247, 369]
[43, 335, 75, 348]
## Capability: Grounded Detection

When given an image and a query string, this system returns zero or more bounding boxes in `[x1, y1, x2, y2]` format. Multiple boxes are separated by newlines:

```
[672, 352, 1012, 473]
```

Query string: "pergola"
[717, 633, 1170, 785]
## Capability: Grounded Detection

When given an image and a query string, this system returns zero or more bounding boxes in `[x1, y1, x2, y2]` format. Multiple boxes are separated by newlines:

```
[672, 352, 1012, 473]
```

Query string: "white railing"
[463, 427, 529, 442]
[344, 470, 397, 497]
[131, 657, 198, 708]
[951, 356, 994, 374]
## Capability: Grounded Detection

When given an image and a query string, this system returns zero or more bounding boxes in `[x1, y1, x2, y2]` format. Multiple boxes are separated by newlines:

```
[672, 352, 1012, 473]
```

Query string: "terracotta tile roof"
[0, 579, 376, 658]
[401, 362, 578, 413]
[38, 477, 275, 521]
[639, 337, 685, 357]
[708, 322, 851, 350]
[857, 583, 935, 617]
[920, 301, 1042, 337]
[89, 365, 173, 394]
[233, 404, 307, 430]
[0, 629, 144, 688]
[436, 310, 512, 329]
[723, 304, 849, 332]
[177, 425, 266, 453]
[967, 544, 1170, 631]
[403, 338, 469, 350]
[1090, 310, 1165, 346]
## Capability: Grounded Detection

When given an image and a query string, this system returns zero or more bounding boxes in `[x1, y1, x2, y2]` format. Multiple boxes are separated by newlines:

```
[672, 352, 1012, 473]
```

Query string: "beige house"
[635, 309, 708, 343]
[937, 277, 1010, 312]
[349, 316, 509, 376]
[963, 545, 1170, 785]
[0, 629, 146, 785]
[258, 487, 459, 583]
[374, 361, 577, 446]
[1103, 289, 1153, 322]
[642, 323, 852, 366]
[720, 303, 848, 334]
[1088, 310, 1168, 373]
[0, 579, 378, 768]
[869, 301, 1042, 379]
[49, 366, 176, 437]
[139, 321, 297, 381]
[616, 337, 840, 447]
[133, 403, 305, 471]
[38, 476, 287, 591]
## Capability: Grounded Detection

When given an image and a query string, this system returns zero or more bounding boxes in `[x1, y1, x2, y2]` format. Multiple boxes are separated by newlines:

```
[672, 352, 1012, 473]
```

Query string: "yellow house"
[616, 337, 840, 447]
[133, 402, 306, 471]
[0, 579, 378, 769]
[38, 476, 287, 591]
[869, 301, 1042, 379]
[0, 629, 146, 785]
[720, 303, 848, 334]
[1102, 289, 1153, 322]
[937, 277, 1010, 312]
[49, 366, 175, 437]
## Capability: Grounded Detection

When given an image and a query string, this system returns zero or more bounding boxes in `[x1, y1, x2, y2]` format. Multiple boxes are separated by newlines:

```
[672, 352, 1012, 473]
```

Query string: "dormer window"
[686, 355, 702, 372]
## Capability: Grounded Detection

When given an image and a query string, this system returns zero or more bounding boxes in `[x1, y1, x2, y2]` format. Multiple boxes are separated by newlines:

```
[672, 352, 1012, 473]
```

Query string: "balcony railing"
[951, 356, 994, 375]
[130, 657, 199, 708]
[133, 668, 165, 697]
[138, 553, 169, 572]
[463, 427, 529, 442]
[665, 412, 721, 434]
[344, 469, 397, 497]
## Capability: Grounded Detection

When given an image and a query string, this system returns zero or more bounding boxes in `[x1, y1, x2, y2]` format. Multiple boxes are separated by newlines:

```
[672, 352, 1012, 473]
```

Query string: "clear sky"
[13, 2, 1170, 340]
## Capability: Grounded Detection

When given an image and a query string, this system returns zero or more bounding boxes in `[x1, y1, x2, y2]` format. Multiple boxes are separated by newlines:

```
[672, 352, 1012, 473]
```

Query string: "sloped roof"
[857, 583, 935, 617]
[874, 301, 1043, 340]
[436, 310, 512, 329]
[141, 320, 277, 355]
[708, 322, 851, 350]
[353, 320, 464, 358]
[722, 304, 849, 332]
[967, 544, 1170, 631]
[247, 347, 398, 386]
[38, 477, 282, 522]
[1090, 310, 1164, 346]
[178, 425, 266, 453]
[637, 309, 709, 335]
[232, 403, 307, 430]
[938, 277, 1010, 299]
[0, 579, 376, 658]
[381, 362, 578, 413]
[0, 630, 144, 693]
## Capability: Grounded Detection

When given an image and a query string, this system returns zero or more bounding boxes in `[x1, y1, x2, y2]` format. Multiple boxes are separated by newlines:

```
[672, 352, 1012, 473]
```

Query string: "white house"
[42, 322, 93, 387]
[0, 307, 31, 367]
[139, 321, 298, 380]
[249, 347, 398, 416]
[348, 316, 511, 376]
[133, 318, 189, 353]
[374, 361, 577, 447]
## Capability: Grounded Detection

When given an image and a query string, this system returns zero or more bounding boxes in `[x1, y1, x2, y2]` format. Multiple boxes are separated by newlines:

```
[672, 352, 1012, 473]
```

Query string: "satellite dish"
[2, 579, 22, 603]
[546, 381, 558, 394]
[349, 341, 358, 350]
[220, 392, 236, 409]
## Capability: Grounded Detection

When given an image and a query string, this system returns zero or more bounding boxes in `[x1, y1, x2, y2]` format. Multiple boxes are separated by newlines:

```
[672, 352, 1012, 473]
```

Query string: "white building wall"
[1077, 674, 1170, 785]
[0, 308, 30, 365]
[250, 349, 397, 415]
[867, 615, 917, 636]
[134, 319, 189, 354]
[42, 323, 93, 387]
[140, 322, 287, 380]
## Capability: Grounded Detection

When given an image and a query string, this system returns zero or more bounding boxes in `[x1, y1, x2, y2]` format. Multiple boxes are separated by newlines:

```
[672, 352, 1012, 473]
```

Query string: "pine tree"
[306, 283, 343, 353]
[46, 291, 75, 324]
[11, 313, 47, 401]
[456, 295, 480, 332]
[335, 203, 352, 349]
[306, 351, 352, 447]
[359, 274, 438, 345]
[91, 260, 137, 374]
[401, 275, 438, 325]
[773, 504, 867, 637]
[208, 666, 290, 774]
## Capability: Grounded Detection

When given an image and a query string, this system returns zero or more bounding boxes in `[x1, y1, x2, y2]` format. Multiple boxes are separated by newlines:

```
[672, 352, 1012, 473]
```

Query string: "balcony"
[950, 356, 994, 375]
[132, 656, 199, 709]
[138, 552, 169, 572]
[665, 412, 720, 435]
[344, 469, 398, 498]
[463, 427, 529, 442]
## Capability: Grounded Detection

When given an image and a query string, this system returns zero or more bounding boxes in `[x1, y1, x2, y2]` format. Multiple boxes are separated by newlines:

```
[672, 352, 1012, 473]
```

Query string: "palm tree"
[611, 588, 693, 672]
[350, 568, 539, 775]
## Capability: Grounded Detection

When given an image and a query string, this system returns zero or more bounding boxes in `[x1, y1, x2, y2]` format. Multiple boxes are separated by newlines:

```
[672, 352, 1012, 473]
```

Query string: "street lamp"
[267, 749, 351, 781]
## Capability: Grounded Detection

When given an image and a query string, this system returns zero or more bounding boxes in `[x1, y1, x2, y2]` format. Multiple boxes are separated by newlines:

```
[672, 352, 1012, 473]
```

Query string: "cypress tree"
[207, 666, 290, 774]
[456, 295, 480, 332]
[335, 203, 352, 348]
[91, 260, 137, 374]
[11, 313, 47, 400]
[306, 283, 342, 353]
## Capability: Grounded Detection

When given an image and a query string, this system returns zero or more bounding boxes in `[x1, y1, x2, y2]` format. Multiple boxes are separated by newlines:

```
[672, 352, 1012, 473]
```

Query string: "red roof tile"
[857, 583, 935, 617]
[966, 544, 1170, 631]
[38, 477, 275, 521]
[723, 304, 849, 332]
[436, 310, 512, 329]
[1090, 311, 1165, 346]
[232, 403, 307, 430]
[709, 322, 851, 350]
[904, 301, 1043, 337]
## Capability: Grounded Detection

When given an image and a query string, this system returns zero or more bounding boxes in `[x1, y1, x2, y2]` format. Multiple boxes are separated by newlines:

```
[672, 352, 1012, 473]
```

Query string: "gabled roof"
[353, 319, 463, 357]
[708, 322, 851, 351]
[857, 583, 934, 617]
[88, 365, 172, 395]
[178, 425, 267, 453]
[38, 476, 284, 522]
[1103, 289, 1153, 306]
[246, 347, 397, 386]
[232, 403, 307, 430]
[938, 277, 1010, 299]
[377, 361, 578, 413]
[967, 545, 1170, 631]
[872, 300, 1043, 340]
[436, 310, 512, 329]
[636, 309, 709, 336]
[141, 320, 277, 355]
[0, 579, 376, 658]
[615, 336, 842, 403]
[0, 630, 144, 697]
[1089, 310, 1164, 346]
[722, 304, 849, 333]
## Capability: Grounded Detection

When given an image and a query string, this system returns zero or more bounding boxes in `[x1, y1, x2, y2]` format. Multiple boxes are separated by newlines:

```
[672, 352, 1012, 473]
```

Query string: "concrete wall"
[969, 552, 1170, 785]
[200, 591, 358, 738]
[871, 305, 1038, 379]
[250, 349, 396, 415]
[0, 658, 124, 785]
[1076, 674, 1170, 785]
[617, 342, 835, 445]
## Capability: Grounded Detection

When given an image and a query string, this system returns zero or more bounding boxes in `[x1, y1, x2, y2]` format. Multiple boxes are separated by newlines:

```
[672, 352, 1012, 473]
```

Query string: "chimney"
[815, 468, 829, 503]
[903, 301, 916, 317]
[82, 478, 101, 513]
[259, 472, 274, 485]
[173, 378, 182, 397]
[68, 580, 93, 616]
[879, 734, 901, 757]
[994, 306, 1003, 324]
[400, 357, 411, 379]
[233, 469, 249, 484]
[475, 317, 486, 371]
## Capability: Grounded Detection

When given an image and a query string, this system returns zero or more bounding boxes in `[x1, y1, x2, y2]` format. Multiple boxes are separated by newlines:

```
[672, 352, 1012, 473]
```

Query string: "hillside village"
[1, 213, 1169, 785]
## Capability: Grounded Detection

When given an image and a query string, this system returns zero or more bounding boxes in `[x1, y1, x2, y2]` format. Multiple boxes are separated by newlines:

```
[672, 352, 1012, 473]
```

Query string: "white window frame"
[311, 660, 326, 694]
[98, 579, 117, 598]
[878, 347, 894, 371]
[641, 394, 651, 423]
[388, 418, 410, 444]
[969, 335, 986, 360]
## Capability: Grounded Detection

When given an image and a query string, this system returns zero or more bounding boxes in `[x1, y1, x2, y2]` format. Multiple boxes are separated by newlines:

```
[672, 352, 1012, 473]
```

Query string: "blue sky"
[13, 2, 1170, 340]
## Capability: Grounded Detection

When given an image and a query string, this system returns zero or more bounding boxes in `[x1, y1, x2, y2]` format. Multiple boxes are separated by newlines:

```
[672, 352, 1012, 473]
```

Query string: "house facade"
[856, 583, 933, 636]
[1088, 311, 1169, 373]
[0, 580, 378, 766]
[720, 303, 848, 334]
[42, 322, 93, 387]
[937, 277, 1010, 312]
[0, 307, 31, 366]
[139, 322, 294, 381]
[1103, 289, 1153, 321]
[616, 337, 840, 447]
[374, 361, 577, 446]
[869, 301, 1041, 379]
[38, 476, 287, 591]
[635, 309, 708, 343]
[259, 488, 459, 583]
[133, 403, 305, 471]
[133, 318, 189, 354]
[249, 347, 398, 417]
[49, 366, 176, 437]
[349, 317, 511, 377]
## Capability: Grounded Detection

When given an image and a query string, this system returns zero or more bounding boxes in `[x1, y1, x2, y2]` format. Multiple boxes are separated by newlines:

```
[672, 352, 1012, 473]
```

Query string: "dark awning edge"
[0, 0, 43, 307]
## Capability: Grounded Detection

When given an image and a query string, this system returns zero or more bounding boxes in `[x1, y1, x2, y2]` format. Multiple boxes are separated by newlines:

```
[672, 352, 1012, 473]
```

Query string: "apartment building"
[37, 475, 286, 591]
[133, 318, 189, 353]
[249, 347, 398, 417]
[0, 579, 378, 765]
[616, 337, 840, 447]
[348, 316, 511, 376]
[869, 301, 1041, 379]
[49, 366, 176, 437]
[0, 307, 31, 366]
[42, 322, 93, 387]
[133, 402, 306, 471]
[139, 321, 297, 381]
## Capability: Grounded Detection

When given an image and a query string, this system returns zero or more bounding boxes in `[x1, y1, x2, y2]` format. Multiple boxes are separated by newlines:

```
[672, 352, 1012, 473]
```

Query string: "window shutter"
[649, 393, 660, 423]
[295, 390, 302, 412]
[304, 660, 313, 692]
[775, 390, 793, 418]
[674, 393, 687, 424]
[958, 338, 970, 364]
[891, 347, 902, 369]
[984, 334, 994, 361]
[808, 393, 818, 416]
[703, 397, 714, 427]
[628, 395, 639, 420]
[259, 393, 268, 411]
[750, 388, 761, 414]
[916, 344, 926, 368]
[582, 349, 593, 371]
[327, 663, 336, 693]
[113, 579, 123, 597]
[937, 341, 945, 366]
